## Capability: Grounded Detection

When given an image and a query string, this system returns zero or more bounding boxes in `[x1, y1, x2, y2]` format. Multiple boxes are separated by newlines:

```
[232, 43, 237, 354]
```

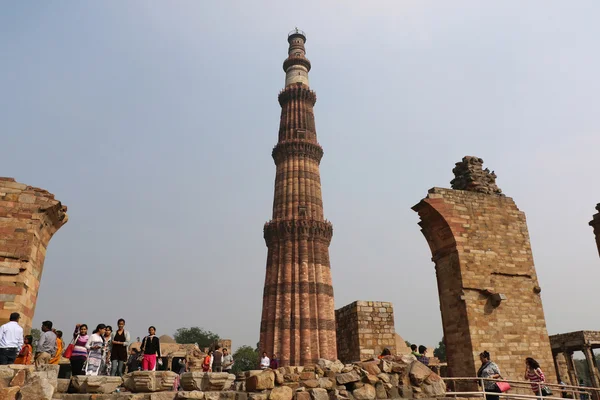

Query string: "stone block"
[318, 378, 334, 390]
[72, 375, 124, 393]
[19, 375, 54, 400]
[352, 384, 375, 400]
[0, 386, 19, 400]
[249, 393, 268, 400]
[357, 362, 380, 376]
[56, 378, 70, 393]
[180, 372, 236, 391]
[178, 391, 205, 399]
[336, 370, 360, 385]
[270, 386, 293, 400]
[246, 370, 274, 391]
[9, 370, 26, 387]
[295, 392, 310, 400]
[123, 371, 178, 392]
[299, 372, 315, 381]
[374, 382, 387, 399]
[309, 388, 328, 400]
[149, 393, 179, 400]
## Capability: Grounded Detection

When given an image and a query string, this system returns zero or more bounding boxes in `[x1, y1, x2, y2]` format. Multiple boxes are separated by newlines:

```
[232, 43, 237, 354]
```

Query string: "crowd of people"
[0, 313, 167, 377]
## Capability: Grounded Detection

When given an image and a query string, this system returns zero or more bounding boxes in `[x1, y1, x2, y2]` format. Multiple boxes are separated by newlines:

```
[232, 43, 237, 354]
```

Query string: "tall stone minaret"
[260, 29, 337, 366]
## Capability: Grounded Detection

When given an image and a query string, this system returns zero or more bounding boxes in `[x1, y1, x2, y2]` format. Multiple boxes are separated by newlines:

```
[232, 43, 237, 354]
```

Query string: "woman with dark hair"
[102, 325, 112, 375]
[111, 318, 131, 376]
[70, 324, 89, 376]
[477, 351, 503, 400]
[15, 335, 33, 364]
[85, 324, 106, 376]
[140, 326, 161, 371]
[525, 357, 551, 396]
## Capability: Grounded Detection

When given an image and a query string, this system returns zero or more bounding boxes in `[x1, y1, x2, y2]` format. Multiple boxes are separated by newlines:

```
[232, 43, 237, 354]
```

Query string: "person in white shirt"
[260, 352, 270, 370]
[0, 313, 24, 365]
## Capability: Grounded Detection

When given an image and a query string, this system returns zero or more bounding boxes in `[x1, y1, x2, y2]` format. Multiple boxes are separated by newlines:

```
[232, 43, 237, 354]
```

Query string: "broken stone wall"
[335, 301, 396, 364]
[0, 178, 67, 332]
[414, 187, 555, 382]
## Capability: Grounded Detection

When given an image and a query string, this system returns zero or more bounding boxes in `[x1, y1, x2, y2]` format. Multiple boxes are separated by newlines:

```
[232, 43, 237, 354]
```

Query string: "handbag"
[62, 335, 78, 359]
[541, 385, 553, 396]
[496, 382, 511, 392]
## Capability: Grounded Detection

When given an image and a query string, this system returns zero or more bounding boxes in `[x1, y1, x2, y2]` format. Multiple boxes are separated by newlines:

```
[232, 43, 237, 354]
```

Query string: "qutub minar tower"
[260, 29, 337, 365]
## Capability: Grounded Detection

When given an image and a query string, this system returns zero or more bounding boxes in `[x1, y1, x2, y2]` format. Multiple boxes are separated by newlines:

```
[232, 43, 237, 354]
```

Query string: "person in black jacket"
[141, 326, 161, 371]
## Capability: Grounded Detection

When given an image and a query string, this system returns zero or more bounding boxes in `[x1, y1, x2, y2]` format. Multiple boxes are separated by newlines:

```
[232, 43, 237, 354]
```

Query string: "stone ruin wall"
[335, 301, 396, 364]
[413, 157, 556, 383]
[0, 178, 67, 332]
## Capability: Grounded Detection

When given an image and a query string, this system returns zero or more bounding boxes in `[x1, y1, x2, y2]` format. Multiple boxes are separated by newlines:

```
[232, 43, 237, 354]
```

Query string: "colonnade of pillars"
[554, 345, 600, 389]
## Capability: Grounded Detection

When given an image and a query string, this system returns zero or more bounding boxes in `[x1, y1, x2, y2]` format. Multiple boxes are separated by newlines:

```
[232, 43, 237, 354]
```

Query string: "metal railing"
[443, 377, 599, 400]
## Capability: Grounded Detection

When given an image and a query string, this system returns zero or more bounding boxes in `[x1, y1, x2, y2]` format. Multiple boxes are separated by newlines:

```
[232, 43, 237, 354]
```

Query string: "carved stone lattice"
[450, 156, 503, 195]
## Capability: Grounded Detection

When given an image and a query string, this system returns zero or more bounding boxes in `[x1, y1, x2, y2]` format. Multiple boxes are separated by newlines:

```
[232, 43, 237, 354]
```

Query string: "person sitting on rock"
[260, 352, 270, 369]
[410, 344, 421, 358]
[379, 348, 392, 359]
[269, 353, 279, 369]
[417, 345, 429, 366]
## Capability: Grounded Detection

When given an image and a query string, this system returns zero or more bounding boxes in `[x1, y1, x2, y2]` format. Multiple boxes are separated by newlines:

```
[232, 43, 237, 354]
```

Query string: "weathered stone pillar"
[554, 352, 570, 385]
[563, 348, 579, 387]
[584, 345, 600, 388]
[0, 178, 68, 332]
[413, 157, 556, 382]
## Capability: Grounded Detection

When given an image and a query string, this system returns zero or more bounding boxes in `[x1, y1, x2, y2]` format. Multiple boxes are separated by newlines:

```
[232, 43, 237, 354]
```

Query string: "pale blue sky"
[2, 1, 599, 352]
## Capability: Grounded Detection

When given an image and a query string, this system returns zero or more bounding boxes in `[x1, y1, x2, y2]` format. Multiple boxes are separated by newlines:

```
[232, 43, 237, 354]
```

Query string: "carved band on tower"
[259, 30, 337, 366]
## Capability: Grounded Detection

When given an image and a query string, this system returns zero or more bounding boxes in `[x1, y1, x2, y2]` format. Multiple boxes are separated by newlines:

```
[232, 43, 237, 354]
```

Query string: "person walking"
[0, 313, 23, 365]
[477, 351, 503, 400]
[140, 326, 161, 371]
[525, 357, 551, 396]
[222, 348, 234, 373]
[212, 346, 223, 372]
[110, 319, 130, 376]
[35, 321, 57, 367]
[85, 324, 106, 376]
[49, 330, 64, 365]
[14, 335, 33, 365]
[70, 324, 89, 376]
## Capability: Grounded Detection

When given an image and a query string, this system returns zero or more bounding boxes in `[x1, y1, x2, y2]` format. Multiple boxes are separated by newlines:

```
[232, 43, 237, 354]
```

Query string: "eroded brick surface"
[0, 177, 67, 332]
[413, 181, 555, 382]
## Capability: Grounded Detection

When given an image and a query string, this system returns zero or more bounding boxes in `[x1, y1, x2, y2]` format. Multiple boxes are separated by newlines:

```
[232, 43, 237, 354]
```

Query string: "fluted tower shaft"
[260, 30, 337, 366]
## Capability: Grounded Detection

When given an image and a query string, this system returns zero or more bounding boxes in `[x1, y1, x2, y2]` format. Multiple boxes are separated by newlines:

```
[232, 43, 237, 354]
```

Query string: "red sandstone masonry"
[413, 187, 555, 383]
[259, 31, 337, 366]
[0, 177, 67, 332]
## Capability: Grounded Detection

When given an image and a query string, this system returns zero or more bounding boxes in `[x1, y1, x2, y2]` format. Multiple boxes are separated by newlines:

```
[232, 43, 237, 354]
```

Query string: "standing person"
[49, 330, 64, 365]
[417, 345, 430, 366]
[102, 325, 112, 375]
[140, 326, 161, 371]
[260, 352, 270, 370]
[212, 347, 223, 372]
[202, 351, 212, 372]
[35, 321, 57, 367]
[525, 358, 551, 396]
[110, 319, 131, 377]
[70, 324, 89, 376]
[269, 354, 279, 369]
[15, 335, 33, 365]
[477, 351, 503, 400]
[85, 324, 106, 376]
[222, 348, 234, 373]
[0, 312, 23, 365]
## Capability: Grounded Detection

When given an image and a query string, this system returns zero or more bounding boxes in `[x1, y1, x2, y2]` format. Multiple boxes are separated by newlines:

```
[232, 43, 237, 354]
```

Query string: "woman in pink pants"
[141, 326, 161, 371]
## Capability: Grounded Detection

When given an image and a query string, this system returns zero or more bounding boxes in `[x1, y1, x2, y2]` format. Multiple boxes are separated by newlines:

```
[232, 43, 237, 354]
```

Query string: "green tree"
[433, 338, 446, 362]
[173, 327, 219, 349]
[30, 328, 41, 353]
[232, 345, 259, 374]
